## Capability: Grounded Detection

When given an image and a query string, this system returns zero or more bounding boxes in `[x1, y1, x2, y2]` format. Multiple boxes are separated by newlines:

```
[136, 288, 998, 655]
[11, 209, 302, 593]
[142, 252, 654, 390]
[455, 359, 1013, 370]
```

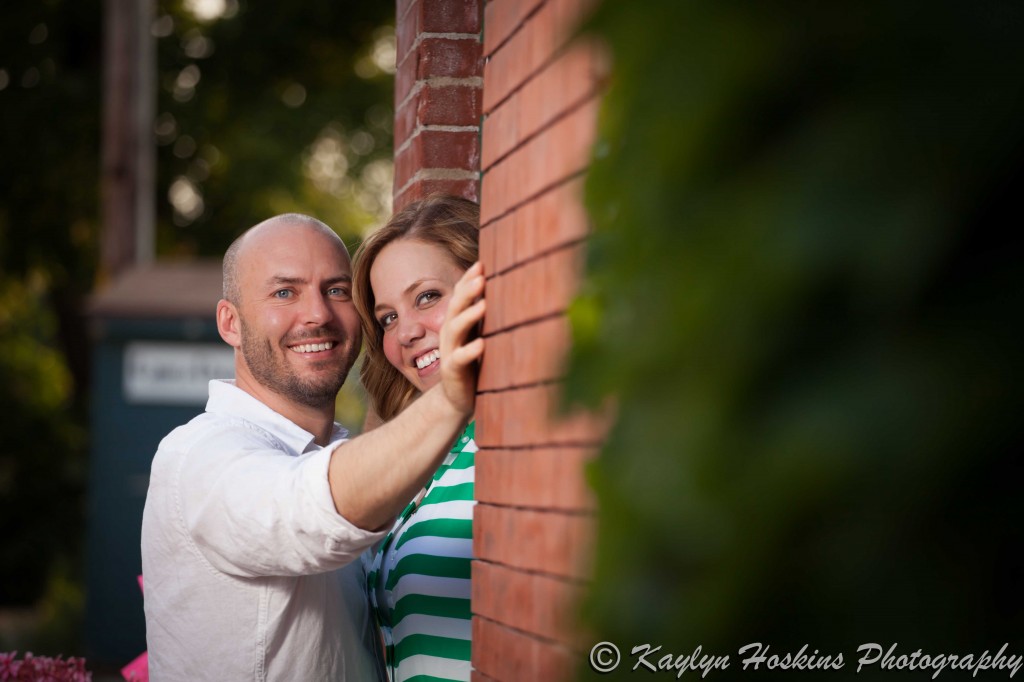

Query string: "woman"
[353, 194, 480, 682]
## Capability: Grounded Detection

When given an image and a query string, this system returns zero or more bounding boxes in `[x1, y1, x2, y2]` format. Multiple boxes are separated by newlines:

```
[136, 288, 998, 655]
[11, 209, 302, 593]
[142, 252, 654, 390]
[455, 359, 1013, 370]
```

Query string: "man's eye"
[378, 312, 397, 329]
[328, 286, 351, 299]
[274, 290, 292, 299]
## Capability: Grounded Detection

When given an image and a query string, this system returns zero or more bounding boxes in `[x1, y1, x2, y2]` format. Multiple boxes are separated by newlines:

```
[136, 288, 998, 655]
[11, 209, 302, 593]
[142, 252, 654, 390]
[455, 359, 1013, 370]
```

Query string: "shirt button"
[461, 436, 469, 443]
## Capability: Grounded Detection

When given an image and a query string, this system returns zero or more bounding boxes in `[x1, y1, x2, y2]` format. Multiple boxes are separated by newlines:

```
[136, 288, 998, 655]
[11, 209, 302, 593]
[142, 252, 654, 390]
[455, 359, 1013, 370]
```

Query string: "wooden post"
[101, 0, 155, 283]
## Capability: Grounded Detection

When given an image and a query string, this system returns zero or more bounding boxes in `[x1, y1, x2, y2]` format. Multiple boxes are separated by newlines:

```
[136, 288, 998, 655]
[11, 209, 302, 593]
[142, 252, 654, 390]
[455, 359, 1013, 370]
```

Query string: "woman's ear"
[216, 299, 242, 348]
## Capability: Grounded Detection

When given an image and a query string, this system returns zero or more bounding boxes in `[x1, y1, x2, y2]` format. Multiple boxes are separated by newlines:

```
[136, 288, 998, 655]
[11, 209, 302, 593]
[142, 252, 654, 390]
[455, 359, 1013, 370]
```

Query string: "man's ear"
[217, 299, 242, 348]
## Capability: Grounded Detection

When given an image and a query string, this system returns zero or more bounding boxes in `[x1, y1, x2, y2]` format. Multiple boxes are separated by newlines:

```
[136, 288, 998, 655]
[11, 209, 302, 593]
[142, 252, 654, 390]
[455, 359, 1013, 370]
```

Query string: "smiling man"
[141, 214, 485, 681]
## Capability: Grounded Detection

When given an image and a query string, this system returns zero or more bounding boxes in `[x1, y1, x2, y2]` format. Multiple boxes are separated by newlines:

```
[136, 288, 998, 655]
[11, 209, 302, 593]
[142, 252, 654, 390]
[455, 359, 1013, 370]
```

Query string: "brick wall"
[474, 0, 605, 679]
[393, 0, 484, 209]
[394, 0, 606, 678]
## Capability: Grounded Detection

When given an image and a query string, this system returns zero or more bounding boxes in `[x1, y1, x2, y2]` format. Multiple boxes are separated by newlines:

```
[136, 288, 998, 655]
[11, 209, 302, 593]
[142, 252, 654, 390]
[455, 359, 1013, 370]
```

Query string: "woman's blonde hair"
[353, 194, 480, 421]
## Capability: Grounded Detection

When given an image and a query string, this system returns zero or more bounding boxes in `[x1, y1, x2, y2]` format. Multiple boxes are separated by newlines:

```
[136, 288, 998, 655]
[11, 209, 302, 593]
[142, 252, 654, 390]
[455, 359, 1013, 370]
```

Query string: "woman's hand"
[438, 262, 486, 418]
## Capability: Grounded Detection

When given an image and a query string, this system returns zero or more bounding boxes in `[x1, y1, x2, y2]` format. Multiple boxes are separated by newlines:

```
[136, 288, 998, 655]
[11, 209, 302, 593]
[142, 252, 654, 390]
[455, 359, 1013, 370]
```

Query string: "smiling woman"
[352, 194, 480, 682]
[353, 195, 479, 422]
[370, 238, 467, 391]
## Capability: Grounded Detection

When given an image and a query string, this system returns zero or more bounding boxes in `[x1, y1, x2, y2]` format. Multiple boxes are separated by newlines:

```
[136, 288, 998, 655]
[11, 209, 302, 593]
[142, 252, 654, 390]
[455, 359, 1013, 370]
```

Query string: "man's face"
[233, 225, 361, 410]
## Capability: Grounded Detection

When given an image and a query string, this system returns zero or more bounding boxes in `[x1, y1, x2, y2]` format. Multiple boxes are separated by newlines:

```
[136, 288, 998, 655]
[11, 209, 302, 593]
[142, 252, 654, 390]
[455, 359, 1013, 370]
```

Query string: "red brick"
[496, 179, 590, 271]
[481, 97, 598, 223]
[479, 36, 516, 115]
[477, 328, 509, 391]
[557, 0, 600, 39]
[472, 561, 585, 646]
[395, 46, 419, 105]
[396, 0, 422, 67]
[397, 3, 483, 102]
[478, 316, 570, 391]
[480, 92, 518, 170]
[478, 222, 498, 278]
[394, 93, 418, 149]
[394, 129, 480, 190]
[480, 272, 504, 335]
[531, 178, 589, 256]
[418, 85, 482, 127]
[519, 41, 602, 150]
[394, 178, 479, 212]
[510, 199, 539, 268]
[477, 213, 506, 275]
[397, 0, 419, 23]
[474, 504, 593, 579]
[424, 129, 478, 168]
[420, 0, 482, 34]
[527, 0, 556, 68]
[483, 0, 545, 58]
[476, 383, 605, 449]
[492, 245, 582, 331]
[472, 617, 575, 681]
[475, 446, 597, 511]
[481, 0, 592, 115]
[482, 0, 557, 113]
[418, 37, 482, 79]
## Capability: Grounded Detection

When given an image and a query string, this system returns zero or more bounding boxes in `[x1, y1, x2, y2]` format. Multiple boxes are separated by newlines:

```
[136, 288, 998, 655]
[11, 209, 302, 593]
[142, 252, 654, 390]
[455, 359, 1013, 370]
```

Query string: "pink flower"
[0, 652, 91, 682]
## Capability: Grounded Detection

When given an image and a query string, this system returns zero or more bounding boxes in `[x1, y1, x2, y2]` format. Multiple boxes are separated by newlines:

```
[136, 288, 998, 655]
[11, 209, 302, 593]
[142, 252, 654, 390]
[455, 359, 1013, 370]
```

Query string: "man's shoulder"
[157, 410, 287, 458]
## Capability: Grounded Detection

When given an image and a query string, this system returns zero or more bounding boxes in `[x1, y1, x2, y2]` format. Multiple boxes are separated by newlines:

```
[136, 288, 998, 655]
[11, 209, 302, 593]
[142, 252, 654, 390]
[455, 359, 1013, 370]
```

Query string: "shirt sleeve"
[175, 426, 388, 578]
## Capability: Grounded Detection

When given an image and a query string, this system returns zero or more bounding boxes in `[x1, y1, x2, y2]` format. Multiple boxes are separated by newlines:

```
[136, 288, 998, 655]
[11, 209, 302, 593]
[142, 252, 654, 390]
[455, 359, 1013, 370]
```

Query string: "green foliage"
[155, 0, 396, 252]
[0, 0, 393, 625]
[570, 1, 1024, 676]
[0, 0, 100, 613]
[0, 277, 86, 607]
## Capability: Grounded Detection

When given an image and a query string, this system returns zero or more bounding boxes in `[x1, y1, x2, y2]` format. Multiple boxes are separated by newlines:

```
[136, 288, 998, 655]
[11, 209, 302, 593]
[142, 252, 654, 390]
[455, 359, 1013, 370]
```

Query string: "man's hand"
[439, 262, 486, 418]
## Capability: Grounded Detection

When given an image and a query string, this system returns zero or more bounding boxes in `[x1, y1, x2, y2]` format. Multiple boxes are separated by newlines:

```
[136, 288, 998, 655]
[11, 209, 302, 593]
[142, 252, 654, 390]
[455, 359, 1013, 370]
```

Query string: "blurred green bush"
[569, 1, 1024, 678]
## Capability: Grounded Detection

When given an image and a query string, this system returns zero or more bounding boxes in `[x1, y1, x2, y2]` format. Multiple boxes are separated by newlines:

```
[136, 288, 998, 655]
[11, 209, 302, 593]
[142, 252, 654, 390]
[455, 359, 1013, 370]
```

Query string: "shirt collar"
[205, 379, 349, 454]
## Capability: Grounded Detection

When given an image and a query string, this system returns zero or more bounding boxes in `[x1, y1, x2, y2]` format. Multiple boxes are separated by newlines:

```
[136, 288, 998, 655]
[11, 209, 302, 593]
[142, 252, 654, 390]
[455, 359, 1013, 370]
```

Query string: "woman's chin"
[410, 362, 442, 392]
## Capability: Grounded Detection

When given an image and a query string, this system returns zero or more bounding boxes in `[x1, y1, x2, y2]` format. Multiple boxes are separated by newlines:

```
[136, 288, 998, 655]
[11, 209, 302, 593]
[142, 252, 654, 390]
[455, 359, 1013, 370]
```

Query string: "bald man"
[141, 214, 485, 681]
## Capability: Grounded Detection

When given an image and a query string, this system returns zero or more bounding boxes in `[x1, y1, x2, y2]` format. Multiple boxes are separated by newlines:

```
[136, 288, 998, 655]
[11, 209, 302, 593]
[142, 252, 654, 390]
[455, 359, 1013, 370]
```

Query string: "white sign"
[123, 341, 235, 405]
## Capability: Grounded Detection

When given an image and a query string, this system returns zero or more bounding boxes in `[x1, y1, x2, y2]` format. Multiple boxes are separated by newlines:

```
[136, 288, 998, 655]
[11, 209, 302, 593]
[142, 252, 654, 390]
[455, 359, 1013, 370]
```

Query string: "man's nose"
[303, 292, 335, 325]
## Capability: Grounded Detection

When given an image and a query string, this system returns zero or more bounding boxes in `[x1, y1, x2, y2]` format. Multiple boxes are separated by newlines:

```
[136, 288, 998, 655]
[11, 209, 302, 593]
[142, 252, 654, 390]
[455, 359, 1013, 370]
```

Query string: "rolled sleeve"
[178, 428, 387, 578]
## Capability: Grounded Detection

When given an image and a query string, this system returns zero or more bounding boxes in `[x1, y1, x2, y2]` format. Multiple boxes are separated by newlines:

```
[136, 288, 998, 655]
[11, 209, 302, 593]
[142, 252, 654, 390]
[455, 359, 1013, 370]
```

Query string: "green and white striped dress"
[368, 422, 476, 682]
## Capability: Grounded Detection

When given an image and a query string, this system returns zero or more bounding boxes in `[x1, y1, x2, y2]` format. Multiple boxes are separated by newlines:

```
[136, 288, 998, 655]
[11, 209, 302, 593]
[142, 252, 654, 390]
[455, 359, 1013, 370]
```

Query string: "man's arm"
[328, 263, 486, 531]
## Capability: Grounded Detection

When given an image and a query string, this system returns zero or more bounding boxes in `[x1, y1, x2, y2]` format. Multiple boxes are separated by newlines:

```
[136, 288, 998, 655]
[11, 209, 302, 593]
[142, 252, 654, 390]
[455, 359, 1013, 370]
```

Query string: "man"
[141, 214, 485, 680]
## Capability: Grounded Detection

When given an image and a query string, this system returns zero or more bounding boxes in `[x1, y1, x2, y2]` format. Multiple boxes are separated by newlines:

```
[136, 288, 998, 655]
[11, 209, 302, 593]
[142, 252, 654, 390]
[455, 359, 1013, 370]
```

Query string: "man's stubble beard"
[239, 317, 358, 410]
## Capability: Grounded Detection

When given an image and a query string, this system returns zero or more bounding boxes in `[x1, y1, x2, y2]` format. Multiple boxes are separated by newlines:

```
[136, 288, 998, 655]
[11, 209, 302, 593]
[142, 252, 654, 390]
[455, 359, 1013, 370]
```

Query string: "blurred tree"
[0, 0, 101, 612]
[153, 0, 396, 256]
[569, 1, 1024, 678]
[0, 0, 394, 639]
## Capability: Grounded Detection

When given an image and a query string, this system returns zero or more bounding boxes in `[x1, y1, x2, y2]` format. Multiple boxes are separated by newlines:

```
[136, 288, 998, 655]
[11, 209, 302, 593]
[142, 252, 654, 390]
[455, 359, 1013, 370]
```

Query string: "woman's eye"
[378, 312, 397, 329]
[417, 290, 441, 307]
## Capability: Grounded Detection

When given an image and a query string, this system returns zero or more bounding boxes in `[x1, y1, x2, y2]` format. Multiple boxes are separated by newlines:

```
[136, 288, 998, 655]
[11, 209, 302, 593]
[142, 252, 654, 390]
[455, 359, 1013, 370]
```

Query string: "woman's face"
[369, 238, 467, 393]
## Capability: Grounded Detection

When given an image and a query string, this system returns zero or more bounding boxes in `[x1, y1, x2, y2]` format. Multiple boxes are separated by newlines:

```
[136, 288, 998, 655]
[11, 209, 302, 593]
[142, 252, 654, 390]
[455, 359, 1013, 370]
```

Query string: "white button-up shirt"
[141, 380, 387, 681]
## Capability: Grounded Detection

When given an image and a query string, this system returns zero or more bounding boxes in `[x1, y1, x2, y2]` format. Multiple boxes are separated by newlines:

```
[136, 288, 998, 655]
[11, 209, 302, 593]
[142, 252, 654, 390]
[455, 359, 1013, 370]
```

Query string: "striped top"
[367, 422, 476, 682]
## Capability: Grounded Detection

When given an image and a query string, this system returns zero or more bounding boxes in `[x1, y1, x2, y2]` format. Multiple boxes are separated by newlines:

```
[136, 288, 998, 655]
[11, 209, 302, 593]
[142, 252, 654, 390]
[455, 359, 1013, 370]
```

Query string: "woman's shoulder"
[452, 420, 476, 452]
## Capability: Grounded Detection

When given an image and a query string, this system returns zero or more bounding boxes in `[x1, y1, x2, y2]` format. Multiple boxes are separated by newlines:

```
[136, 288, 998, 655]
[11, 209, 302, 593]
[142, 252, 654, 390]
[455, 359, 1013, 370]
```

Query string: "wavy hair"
[353, 194, 480, 421]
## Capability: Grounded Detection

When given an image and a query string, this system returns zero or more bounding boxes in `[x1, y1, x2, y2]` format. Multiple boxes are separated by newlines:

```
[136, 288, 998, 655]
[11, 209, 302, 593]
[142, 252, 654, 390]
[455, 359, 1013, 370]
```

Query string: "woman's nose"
[397, 317, 425, 346]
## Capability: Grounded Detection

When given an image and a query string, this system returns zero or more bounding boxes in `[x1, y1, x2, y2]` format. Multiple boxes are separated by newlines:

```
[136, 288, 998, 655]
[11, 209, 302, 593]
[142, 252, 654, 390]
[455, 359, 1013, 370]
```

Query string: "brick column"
[393, 0, 483, 210]
[473, 0, 607, 679]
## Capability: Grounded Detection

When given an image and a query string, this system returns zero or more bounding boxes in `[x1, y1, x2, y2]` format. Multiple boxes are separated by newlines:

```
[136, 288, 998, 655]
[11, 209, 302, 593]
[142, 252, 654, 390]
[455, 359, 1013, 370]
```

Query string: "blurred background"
[4, 0, 1024, 678]
[1, 0, 394, 671]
